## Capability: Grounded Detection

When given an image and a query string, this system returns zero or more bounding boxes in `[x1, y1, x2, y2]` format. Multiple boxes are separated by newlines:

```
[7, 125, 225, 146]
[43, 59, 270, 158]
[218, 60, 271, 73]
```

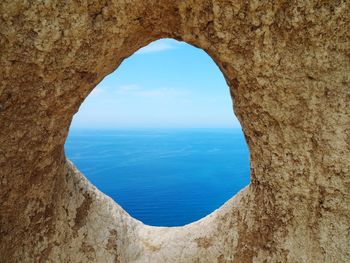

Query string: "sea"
[64, 128, 250, 227]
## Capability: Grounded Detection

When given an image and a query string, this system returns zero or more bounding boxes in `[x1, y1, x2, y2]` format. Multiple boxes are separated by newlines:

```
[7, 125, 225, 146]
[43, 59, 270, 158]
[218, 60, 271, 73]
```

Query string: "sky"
[70, 39, 240, 129]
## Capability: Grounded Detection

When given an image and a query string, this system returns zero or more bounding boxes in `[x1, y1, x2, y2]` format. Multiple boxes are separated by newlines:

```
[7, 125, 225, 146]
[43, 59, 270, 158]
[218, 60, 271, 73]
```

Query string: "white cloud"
[135, 40, 183, 54]
[89, 87, 104, 96]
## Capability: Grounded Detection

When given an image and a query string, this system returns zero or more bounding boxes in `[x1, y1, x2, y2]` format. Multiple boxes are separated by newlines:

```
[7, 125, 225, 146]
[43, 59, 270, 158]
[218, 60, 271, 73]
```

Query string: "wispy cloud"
[135, 39, 183, 54]
[89, 87, 104, 97]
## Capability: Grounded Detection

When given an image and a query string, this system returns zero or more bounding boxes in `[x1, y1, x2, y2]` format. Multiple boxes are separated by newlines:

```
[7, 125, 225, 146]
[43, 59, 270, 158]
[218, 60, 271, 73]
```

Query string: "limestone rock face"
[1, 1, 349, 262]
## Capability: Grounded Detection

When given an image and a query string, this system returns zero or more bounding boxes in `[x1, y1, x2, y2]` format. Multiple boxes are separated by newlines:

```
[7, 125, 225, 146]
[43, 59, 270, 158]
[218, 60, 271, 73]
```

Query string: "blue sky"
[70, 39, 240, 129]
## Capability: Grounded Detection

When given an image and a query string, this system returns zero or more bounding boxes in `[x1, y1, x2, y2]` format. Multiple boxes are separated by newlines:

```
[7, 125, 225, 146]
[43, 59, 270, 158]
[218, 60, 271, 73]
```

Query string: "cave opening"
[65, 38, 250, 226]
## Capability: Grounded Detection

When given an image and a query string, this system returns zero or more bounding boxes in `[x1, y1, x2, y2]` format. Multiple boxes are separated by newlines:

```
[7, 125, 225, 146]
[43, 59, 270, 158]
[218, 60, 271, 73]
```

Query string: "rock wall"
[1, 1, 349, 262]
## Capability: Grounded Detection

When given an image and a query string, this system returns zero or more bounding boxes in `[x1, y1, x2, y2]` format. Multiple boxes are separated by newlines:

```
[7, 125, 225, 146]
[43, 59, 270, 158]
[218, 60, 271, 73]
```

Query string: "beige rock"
[0, 1, 349, 262]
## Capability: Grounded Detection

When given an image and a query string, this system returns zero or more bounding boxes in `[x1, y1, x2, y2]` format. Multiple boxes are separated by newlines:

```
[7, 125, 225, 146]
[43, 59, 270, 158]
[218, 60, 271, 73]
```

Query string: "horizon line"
[68, 126, 242, 130]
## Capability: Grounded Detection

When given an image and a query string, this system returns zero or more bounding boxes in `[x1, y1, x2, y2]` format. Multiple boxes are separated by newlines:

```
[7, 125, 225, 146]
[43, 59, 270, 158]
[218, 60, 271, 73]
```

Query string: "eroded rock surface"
[1, 1, 349, 262]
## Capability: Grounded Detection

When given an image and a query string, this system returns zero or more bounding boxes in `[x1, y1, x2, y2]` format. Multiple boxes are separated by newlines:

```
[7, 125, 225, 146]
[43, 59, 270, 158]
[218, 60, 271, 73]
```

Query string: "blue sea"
[65, 129, 250, 226]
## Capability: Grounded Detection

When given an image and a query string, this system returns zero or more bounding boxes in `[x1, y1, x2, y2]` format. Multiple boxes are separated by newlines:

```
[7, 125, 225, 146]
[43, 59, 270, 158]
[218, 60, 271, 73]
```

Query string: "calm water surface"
[65, 129, 250, 226]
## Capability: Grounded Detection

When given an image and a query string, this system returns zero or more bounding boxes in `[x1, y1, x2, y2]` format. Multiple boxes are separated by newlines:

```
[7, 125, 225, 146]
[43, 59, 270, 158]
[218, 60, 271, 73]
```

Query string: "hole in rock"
[65, 39, 250, 227]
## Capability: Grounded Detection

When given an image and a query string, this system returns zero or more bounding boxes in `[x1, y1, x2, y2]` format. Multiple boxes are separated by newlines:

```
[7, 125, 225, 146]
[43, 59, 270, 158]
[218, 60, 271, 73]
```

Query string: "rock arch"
[1, 1, 349, 262]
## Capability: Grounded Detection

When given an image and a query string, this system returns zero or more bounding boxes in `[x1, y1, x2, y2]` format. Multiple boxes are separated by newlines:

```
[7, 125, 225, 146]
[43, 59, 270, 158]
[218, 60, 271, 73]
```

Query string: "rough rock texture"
[1, 1, 350, 262]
